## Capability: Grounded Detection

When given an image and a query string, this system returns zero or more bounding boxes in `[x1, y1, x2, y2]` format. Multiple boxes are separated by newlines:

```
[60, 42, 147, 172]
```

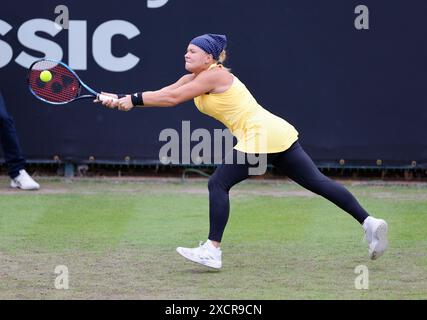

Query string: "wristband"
[131, 92, 144, 106]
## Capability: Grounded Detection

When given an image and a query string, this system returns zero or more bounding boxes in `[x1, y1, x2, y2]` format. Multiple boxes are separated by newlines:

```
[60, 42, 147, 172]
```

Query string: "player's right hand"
[94, 92, 120, 109]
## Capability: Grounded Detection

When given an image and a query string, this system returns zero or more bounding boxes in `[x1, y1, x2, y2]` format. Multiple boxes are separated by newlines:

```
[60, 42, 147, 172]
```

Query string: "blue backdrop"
[1, 0, 426, 167]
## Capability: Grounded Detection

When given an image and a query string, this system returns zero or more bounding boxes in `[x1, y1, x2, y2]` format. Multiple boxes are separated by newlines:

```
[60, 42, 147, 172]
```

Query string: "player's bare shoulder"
[205, 66, 233, 93]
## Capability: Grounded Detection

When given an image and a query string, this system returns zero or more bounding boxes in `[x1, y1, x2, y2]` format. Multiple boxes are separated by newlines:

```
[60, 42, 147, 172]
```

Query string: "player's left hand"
[117, 95, 134, 112]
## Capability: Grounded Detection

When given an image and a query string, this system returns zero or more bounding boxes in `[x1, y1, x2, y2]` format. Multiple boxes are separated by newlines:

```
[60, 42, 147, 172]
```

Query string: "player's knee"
[208, 175, 219, 191]
[208, 175, 226, 193]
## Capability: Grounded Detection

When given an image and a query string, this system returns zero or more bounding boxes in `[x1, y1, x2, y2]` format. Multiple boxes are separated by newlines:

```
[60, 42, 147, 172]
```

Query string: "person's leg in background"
[0, 91, 39, 190]
[270, 141, 388, 260]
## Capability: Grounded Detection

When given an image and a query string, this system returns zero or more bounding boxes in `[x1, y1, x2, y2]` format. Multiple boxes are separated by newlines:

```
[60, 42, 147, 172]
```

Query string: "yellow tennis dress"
[194, 64, 299, 154]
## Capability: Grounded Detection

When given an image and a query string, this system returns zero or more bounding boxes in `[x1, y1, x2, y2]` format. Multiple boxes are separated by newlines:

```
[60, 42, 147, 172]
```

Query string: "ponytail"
[218, 50, 227, 64]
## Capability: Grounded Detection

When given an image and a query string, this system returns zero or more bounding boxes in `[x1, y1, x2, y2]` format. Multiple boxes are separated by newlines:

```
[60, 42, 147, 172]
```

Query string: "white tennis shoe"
[10, 169, 40, 190]
[363, 216, 388, 260]
[176, 240, 222, 269]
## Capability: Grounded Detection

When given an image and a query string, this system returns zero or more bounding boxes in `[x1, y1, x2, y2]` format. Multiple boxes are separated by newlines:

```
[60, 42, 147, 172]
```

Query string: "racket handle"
[97, 94, 119, 104]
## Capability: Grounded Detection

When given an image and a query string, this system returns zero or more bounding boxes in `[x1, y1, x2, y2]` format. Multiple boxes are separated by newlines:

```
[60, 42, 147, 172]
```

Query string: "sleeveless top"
[193, 64, 298, 154]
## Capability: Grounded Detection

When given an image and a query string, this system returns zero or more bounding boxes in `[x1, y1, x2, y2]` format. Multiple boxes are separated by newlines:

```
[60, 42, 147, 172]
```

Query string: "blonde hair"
[218, 50, 227, 64]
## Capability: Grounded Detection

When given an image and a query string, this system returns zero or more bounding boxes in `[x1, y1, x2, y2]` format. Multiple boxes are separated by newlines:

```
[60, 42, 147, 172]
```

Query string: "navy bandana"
[190, 34, 227, 60]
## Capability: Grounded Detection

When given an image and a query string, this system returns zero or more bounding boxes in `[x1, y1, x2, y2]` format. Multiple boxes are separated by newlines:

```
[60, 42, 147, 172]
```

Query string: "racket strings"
[29, 60, 80, 103]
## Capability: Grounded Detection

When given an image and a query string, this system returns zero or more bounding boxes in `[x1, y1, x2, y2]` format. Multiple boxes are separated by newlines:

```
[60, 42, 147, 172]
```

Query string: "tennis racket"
[28, 58, 118, 105]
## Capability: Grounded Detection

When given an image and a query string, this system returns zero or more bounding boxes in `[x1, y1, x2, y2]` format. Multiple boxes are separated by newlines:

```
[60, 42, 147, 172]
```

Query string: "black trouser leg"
[270, 142, 369, 224]
[208, 150, 252, 242]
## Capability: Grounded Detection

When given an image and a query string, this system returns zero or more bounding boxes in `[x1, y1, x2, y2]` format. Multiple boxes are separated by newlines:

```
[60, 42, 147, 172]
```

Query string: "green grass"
[0, 177, 426, 299]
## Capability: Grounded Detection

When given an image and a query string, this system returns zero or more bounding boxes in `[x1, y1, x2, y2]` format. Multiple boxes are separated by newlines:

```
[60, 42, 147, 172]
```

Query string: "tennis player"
[97, 34, 388, 269]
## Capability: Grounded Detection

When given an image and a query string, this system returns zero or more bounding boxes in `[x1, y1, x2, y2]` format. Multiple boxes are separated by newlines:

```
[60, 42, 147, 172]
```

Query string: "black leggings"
[208, 141, 369, 242]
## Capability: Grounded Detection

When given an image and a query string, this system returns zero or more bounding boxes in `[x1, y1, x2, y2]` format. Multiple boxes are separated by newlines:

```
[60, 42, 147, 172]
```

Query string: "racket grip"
[97, 94, 119, 104]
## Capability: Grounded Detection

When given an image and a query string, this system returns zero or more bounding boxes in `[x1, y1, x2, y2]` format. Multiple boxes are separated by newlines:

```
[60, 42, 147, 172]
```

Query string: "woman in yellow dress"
[97, 34, 388, 269]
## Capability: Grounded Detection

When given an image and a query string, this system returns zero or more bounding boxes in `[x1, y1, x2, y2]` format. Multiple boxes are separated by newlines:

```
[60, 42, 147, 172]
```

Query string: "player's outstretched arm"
[100, 71, 217, 111]
[140, 71, 215, 108]
[158, 73, 196, 92]
[95, 73, 196, 109]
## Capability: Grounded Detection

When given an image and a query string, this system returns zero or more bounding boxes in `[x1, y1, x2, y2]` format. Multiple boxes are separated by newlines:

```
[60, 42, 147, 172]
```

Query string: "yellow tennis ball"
[40, 70, 52, 82]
